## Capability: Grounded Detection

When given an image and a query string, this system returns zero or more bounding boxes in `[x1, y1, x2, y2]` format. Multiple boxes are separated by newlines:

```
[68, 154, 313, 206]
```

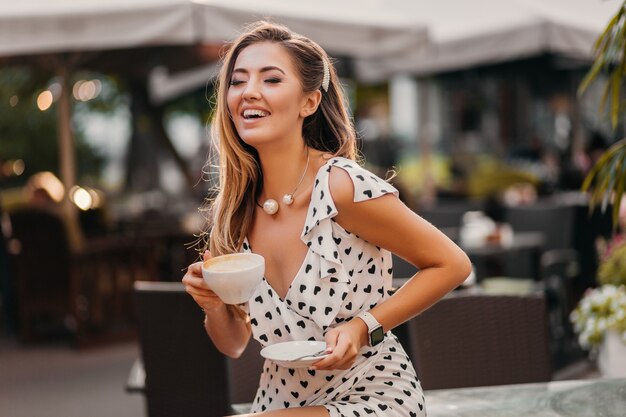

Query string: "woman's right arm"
[182, 253, 251, 358]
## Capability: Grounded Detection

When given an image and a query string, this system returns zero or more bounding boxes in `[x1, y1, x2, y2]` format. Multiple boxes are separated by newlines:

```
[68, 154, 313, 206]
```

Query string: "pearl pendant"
[282, 194, 294, 205]
[262, 199, 279, 215]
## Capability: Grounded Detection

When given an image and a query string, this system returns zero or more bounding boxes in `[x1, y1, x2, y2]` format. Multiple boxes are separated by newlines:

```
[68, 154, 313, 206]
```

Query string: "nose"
[242, 79, 261, 100]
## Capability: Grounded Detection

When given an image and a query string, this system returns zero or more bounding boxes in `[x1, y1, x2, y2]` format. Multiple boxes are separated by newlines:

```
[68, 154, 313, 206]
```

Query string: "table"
[426, 378, 626, 417]
[461, 231, 546, 280]
[392, 230, 546, 282]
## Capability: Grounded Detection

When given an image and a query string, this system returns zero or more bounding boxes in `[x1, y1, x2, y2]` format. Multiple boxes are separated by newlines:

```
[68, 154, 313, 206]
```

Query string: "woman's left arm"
[313, 167, 472, 370]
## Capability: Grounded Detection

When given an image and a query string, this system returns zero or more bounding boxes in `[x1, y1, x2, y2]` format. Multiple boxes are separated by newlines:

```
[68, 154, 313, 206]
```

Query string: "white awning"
[0, 0, 197, 57]
[358, 0, 622, 80]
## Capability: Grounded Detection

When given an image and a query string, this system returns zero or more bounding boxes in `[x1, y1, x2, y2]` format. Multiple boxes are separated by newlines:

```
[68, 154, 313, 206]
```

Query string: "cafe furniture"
[462, 230, 546, 280]
[129, 286, 557, 415]
[426, 377, 626, 417]
[405, 289, 552, 390]
[131, 281, 232, 417]
[8, 207, 157, 346]
[130, 281, 264, 417]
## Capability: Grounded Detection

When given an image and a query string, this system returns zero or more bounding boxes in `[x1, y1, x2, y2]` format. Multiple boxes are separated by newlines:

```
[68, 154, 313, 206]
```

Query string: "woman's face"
[227, 42, 316, 148]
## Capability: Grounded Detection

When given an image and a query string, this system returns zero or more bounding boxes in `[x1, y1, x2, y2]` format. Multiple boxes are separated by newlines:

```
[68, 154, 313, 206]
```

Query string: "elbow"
[221, 348, 243, 359]
[214, 334, 250, 359]
[456, 252, 473, 285]
[447, 249, 472, 287]
[216, 343, 245, 359]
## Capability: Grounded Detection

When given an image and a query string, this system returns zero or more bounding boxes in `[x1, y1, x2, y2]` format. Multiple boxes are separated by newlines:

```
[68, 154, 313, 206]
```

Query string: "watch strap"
[358, 311, 384, 346]
[358, 311, 381, 332]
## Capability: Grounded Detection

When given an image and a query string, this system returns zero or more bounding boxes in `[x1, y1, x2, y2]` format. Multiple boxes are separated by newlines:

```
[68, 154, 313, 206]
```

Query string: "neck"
[257, 142, 309, 201]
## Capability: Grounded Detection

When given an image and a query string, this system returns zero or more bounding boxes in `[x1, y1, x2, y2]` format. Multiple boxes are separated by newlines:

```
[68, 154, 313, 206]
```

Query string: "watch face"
[370, 326, 385, 346]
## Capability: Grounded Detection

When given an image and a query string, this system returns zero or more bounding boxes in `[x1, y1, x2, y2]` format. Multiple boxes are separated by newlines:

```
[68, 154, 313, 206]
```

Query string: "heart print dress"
[241, 157, 426, 417]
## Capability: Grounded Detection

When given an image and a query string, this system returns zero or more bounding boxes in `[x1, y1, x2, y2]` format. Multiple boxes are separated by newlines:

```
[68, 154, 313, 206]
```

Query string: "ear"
[300, 89, 322, 118]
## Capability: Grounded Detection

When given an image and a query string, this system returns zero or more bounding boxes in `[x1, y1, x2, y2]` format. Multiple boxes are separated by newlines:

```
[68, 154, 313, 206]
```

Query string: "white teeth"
[243, 109, 269, 118]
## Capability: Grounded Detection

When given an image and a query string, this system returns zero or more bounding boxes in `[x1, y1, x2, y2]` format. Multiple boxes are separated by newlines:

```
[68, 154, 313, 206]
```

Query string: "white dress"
[242, 157, 426, 417]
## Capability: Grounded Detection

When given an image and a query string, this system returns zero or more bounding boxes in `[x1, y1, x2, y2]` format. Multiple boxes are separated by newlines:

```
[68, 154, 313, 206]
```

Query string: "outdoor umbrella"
[0, 0, 428, 223]
[359, 0, 622, 81]
[192, 0, 428, 79]
[0, 0, 202, 224]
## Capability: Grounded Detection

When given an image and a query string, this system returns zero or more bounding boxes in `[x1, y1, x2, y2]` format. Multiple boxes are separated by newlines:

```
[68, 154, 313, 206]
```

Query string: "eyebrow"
[232, 66, 286, 75]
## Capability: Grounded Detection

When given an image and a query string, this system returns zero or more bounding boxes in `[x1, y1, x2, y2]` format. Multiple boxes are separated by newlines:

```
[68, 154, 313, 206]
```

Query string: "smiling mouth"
[242, 109, 270, 119]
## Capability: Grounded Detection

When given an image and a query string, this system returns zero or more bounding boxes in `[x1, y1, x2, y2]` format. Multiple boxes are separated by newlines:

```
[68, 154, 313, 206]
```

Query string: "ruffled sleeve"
[295, 157, 399, 329]
[300, 157, 398, 281]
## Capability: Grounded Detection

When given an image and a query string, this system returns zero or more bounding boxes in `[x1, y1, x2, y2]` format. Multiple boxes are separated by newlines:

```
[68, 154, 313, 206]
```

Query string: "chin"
[238, 134, 270, 149]
[238, 131, 279, 148]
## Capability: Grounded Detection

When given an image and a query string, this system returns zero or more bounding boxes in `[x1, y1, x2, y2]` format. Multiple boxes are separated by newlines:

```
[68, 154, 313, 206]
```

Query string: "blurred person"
[182, 22, 470, 417]
[22, 172, 83, 250]
[25, 172, 64, 211]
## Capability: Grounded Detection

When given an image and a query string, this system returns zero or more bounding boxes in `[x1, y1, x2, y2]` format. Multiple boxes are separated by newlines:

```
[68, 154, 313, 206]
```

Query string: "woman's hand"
[182, 250, 226, 312]
[310, 318, 369, 370]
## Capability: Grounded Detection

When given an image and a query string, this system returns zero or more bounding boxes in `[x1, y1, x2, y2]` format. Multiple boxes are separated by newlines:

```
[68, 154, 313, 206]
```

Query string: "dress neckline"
[243, 157, 340, 302]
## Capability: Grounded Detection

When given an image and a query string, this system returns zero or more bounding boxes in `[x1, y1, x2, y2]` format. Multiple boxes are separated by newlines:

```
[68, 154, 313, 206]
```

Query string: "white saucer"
[260, 340, 328, 368]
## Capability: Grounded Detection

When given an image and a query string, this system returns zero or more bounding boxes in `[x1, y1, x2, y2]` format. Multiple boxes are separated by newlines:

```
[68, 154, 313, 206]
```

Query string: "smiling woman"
[227, 42, 319, 153]
[181, 21, 471, 417]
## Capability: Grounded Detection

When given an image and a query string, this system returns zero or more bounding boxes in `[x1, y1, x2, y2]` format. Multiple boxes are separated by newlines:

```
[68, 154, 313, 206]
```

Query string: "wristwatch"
[357, 311, 385, 346]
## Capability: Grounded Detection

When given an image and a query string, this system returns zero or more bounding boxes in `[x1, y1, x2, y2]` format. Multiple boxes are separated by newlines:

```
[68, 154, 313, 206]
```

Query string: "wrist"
[201, 302, 227, 315]
[357, 311, 385, 347]
[354, 317, 370, 348]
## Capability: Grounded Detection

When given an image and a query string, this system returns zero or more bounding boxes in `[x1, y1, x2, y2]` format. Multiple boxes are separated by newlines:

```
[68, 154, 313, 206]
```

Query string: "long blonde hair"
[204, 21, 357, 256]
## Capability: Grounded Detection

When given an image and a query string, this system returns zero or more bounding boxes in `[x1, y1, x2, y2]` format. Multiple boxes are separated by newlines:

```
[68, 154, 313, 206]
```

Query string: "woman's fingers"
[179, 256, 227, 313]
[187, 260, 204, 276]
[312, 330, 357, 370]
[183, 280, 224, 310]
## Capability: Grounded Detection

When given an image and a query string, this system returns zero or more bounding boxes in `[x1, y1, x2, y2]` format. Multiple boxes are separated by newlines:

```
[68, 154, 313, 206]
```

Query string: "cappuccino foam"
[204, 256, 256, 272]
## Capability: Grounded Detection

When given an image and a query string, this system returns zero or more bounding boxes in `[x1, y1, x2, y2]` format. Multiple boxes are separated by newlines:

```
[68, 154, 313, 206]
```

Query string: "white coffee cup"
[201, 253, 265, 304]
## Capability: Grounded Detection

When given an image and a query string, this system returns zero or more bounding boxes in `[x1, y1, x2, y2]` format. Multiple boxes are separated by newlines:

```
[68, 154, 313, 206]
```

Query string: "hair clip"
[321, 58, 330, 92]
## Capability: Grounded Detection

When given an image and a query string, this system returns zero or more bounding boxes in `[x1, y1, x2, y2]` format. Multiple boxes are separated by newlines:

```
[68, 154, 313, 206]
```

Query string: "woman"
[183, 21, 472, 417]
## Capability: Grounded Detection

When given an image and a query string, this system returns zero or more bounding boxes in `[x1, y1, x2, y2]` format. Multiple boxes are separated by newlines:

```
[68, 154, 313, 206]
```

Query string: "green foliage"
[582, 138, 626, 227]
[0, 67, 108, 185]
[467, 160, 539, 198]
[579, 1, 626, 228]
[578, 3, 626, 128]
[598, 242, 626, 286]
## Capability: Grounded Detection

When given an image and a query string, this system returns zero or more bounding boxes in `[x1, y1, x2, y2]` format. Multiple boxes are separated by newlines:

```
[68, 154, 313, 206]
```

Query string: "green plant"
[598, 240, 626, 286]
[579, 1, 626, 227]
[582, 140, 626, 228]
[579, 3, 626, 128]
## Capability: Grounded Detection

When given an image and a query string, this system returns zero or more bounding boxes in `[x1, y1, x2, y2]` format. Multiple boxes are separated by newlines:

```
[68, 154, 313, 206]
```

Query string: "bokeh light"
[48, 82, 62, 102]
[37, 90, 53, 111]
[73, 79, 102, 101]
[70, 186, 93, 211]
[12, 159, 25, 176]
[1, 160, 25, 177]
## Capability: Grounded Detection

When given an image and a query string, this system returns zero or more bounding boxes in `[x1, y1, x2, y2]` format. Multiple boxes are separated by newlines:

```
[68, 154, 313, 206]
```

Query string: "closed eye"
[265, 78, 282, 84]
[229, 79, 244, 86]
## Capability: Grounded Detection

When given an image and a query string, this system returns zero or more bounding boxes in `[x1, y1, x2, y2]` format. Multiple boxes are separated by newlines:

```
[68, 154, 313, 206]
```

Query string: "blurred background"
[1, 1, 626, 416]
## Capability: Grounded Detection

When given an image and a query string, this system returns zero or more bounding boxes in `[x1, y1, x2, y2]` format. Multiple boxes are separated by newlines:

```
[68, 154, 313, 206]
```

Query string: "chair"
[540, 249, 583, 368]
[419, 200, 485, 230]
[504, 202, 574, 252]
[8, 207, 74, 342]
[8, 207, 158, 345]
[226, 338, 264, 411]
[405, 290, 552, 390]
[133, 281, 231, 417]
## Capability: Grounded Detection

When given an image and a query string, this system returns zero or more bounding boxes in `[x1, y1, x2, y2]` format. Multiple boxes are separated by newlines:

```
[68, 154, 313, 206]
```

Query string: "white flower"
[570, 285, 626, 349]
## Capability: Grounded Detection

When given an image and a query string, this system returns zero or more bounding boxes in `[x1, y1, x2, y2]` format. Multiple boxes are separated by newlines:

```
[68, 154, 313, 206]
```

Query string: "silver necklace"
[260, 150, 310, 216]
